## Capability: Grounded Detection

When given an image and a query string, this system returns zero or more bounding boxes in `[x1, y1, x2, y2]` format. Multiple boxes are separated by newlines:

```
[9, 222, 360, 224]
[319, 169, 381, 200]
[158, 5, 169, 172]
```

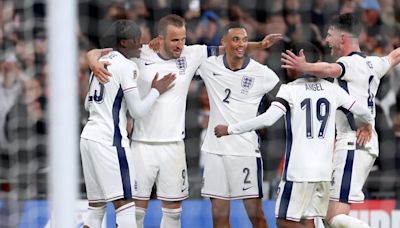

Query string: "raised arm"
[385, 47, 400, 68]
[87, 48, 113, 83]
[214, 102, 285, 137]
[281, 49, 342, 78]
[218, 33, 283, 54]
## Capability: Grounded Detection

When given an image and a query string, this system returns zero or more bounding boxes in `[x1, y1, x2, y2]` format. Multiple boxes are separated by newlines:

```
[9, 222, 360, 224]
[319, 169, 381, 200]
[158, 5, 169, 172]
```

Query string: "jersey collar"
[300, 74, 317, 79]
[223, 55, 251, 71]
[348, 52, 366, 58]
[157, 53, 170, 60]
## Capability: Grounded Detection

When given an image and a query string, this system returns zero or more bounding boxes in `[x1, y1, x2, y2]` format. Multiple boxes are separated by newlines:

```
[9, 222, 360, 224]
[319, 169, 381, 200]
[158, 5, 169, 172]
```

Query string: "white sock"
[160, 207, 182, 228]
[330, 214, 370, 228]
[135, 207, 147, 228]
[115, 202, 136, 228]
[84, 205, 106, 228]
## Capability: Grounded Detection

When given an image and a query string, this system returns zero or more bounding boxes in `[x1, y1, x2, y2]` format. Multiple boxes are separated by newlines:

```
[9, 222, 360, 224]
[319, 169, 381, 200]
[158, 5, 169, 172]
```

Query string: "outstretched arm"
[385, 47, 400, 68]
[214, 102, 285, 137]
[281, 49, 342, 78]
[218, 33, 283, 54]
[148, 33, 282, 57]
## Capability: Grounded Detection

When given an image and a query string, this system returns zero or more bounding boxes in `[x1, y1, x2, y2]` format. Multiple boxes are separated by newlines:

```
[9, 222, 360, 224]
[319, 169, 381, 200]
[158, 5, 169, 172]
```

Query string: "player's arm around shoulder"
[87, 48, 113, 83]
[281, 49, 342, 78]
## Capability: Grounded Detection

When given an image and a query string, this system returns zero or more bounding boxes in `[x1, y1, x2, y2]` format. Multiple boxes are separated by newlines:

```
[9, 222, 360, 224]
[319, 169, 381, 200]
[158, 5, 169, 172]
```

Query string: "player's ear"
[221, 36, 226, 47]
[120, 39, 129, 48]
[340, 33, 346, 43]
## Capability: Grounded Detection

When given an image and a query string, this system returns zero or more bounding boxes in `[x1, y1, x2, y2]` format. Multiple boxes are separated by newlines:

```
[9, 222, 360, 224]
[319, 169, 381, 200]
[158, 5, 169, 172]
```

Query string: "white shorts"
[330, 148, 376, 203]
[131, 140, 188, 201]
[201, 153, 263, 200]
[275, 180, 330, 222]
[80, 138, 135, 203]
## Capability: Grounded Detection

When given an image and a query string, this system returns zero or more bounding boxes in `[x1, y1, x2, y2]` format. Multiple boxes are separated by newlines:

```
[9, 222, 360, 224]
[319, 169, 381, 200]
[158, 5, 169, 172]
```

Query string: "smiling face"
[325, 26, 343, 58]
[222, 27, 248, 60]
[160, 24, 186, 59]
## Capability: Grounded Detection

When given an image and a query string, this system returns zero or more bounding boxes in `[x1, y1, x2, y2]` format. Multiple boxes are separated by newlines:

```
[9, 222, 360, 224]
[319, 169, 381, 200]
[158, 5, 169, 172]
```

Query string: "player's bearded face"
[162, 25, 186, 59]
[223, 28, 248, 59]
[325, 27, 341, 58]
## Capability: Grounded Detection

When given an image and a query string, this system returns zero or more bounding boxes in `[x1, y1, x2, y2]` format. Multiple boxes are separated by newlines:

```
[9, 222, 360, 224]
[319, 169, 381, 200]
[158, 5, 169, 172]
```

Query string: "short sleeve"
[186, 45, 208, 68]
[119, 60, 138, 93]
[275, 84, 290, 102]
[336, 56, 349, 80]
[371, 56, 391, 79]
[263, 66, 280, 92]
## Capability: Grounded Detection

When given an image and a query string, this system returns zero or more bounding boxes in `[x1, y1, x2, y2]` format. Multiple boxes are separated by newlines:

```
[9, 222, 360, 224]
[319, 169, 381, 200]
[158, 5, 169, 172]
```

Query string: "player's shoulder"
[100, 51, 126, 62]
[365, 55, 387, 65]
[337, 52, 364, 62]
[182, 44, 207, 55]
[245, 58, 274, 74]
[184, 44, 206, 50]
[247, 58, 266, 68]
[101, 51, 137, 70]
[206, 54, 221, 61]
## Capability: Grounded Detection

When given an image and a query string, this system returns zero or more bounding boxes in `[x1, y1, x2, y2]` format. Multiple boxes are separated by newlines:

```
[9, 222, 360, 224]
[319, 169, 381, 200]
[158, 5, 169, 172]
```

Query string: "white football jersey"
[81, 51, 138, 147]
[131, 44, 211, 142]
[199, 55, 279, 157]
[276, 78, 357, 181]
[334, 52, 390, 154]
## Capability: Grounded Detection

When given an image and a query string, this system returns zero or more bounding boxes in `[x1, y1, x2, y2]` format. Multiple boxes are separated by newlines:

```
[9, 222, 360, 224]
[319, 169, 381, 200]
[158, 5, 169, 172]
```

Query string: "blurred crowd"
[0, 0, 400, 202]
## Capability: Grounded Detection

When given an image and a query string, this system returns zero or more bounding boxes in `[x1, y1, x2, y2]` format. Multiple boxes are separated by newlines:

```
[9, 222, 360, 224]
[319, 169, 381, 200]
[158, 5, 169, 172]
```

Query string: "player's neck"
[159, 48, 173, 60]
[158, 50, 172, 60]
[341, 42, 361, 56]
[116, 48, 130, 59]
[223, 54, 249, 71]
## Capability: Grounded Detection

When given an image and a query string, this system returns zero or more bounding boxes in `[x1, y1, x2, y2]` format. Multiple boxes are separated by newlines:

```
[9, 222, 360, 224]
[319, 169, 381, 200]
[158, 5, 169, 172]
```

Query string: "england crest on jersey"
[176, 57, 187, 75]
[241, 76, 254, 94]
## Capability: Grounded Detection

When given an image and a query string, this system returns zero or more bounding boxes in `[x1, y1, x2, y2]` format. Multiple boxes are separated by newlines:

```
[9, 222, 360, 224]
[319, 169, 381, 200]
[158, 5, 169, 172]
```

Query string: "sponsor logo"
[242, 186, 253, 191]
[145, 62, 155, 66]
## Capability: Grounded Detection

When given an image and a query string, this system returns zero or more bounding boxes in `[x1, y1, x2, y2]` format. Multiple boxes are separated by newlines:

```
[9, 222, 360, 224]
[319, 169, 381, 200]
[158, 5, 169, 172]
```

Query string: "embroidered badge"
[241, 76, 254, 94]
[176, 57, 187, 75]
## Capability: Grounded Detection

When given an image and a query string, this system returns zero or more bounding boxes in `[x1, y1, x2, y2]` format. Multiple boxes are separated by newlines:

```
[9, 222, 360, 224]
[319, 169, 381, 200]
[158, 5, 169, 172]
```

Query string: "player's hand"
[87, 48, 113, 83]
[260, 33, 283, 49]
[149, 37, 161, 53]
[281, 49, 306, 72]
[151, 72, 176, 94]
[356, 124, 372, 146]
[214, 125, 229, 138]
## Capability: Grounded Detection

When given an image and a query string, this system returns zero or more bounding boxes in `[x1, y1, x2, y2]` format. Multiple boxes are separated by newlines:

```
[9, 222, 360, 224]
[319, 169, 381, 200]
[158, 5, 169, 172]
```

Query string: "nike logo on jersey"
[242, 186, 253, 191]
[145, 62, 155, 66]
[213, 72, 223, 76]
